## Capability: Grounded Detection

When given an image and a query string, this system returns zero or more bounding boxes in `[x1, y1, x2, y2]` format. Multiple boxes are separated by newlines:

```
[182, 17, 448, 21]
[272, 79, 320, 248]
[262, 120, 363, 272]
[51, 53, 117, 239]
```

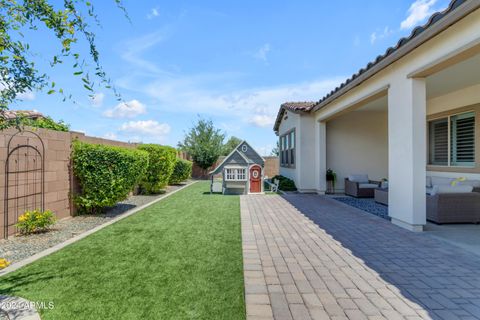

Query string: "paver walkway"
[241, 194, 480, 320]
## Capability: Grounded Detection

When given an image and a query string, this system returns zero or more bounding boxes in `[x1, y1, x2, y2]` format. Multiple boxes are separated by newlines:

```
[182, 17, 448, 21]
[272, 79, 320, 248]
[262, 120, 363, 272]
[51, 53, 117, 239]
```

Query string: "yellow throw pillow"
[451, 177, 466, 186]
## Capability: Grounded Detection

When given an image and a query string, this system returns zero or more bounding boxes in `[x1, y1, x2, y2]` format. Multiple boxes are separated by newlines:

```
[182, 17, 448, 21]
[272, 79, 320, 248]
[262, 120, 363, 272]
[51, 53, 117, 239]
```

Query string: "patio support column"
[388, 78, 426, 232]
[316, 120, 327, 194]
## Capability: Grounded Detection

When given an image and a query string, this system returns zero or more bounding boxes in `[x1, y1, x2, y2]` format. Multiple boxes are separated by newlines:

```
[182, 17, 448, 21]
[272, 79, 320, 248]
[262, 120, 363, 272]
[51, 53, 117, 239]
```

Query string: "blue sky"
[11, 0, 449, 155]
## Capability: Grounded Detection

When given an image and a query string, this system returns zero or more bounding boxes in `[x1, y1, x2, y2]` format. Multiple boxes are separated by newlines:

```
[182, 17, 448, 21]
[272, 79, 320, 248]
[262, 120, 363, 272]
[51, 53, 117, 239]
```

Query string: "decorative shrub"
[271, 175, 297, 191]
[0, 258, 11, 269]
[72, 141, 149, 214]
[0, 258, 10, 270]
[169, 158, 193, 184]
[138, 144, 177, 194]
[16, 209, 57, 234]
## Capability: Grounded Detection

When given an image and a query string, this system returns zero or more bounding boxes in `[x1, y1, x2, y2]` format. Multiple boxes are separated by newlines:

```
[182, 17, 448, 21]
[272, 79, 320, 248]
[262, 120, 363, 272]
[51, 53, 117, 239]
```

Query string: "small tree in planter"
[326, 169, 337, 194]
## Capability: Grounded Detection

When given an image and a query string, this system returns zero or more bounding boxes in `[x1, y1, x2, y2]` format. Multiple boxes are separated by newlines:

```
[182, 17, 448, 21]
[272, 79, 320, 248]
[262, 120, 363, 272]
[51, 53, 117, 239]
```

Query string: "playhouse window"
[225, 168, 247, 181]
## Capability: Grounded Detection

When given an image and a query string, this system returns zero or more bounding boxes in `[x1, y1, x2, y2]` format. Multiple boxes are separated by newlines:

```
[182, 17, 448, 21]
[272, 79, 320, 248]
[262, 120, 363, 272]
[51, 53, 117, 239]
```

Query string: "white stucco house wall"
[273, 0, 480, 232]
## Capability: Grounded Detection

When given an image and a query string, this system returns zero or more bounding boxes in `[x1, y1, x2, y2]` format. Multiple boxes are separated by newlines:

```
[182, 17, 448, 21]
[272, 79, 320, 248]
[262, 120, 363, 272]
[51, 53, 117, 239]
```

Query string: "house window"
[280, 129, 295, 168]
[225, 168, 247, 181]
[429, 111, 475, 167]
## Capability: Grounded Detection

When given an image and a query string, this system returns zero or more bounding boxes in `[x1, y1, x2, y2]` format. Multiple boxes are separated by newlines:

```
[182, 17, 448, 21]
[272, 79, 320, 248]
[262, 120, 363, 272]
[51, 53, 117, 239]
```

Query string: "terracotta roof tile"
[1, 110, 44, 120]
[273, 102, 315, 133]
[281, 102, 316, 112]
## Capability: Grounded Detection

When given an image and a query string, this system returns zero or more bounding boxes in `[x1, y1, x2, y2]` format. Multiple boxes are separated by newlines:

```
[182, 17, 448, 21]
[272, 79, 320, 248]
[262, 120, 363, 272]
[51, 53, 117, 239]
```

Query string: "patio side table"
[374, 188, 388, 206]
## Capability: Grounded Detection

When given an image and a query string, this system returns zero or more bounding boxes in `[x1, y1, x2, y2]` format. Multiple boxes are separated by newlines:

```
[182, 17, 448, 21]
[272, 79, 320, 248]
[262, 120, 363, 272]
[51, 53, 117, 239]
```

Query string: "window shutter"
[451, 112, 475, 166]
[429, 119, 448, 165]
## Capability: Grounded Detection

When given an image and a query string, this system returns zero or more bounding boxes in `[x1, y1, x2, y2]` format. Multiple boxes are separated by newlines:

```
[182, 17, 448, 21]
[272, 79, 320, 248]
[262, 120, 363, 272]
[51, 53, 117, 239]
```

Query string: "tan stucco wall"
[427, 83, 480, 115]
[326, 111, 388, 192]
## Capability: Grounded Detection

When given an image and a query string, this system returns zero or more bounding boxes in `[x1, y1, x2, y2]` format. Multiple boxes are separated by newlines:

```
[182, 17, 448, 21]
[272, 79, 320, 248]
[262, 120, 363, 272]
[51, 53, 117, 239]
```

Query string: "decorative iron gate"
[3, 130, 45, 239]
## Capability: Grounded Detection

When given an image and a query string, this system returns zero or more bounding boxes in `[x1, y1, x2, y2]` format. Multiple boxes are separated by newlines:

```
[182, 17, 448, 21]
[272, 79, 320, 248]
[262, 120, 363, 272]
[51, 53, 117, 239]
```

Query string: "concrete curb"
[0, 181, 198, 278]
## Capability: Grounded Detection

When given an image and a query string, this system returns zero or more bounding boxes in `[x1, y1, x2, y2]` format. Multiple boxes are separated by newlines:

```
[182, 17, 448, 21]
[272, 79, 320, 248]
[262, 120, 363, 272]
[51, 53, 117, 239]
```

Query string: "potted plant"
[380, 178, 389, 189]
[326, 169, 337, 194]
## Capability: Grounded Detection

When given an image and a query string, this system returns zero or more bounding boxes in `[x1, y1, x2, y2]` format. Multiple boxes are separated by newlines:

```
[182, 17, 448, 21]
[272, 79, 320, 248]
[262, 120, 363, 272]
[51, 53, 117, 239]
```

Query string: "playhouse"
[209, 141, 265, 195]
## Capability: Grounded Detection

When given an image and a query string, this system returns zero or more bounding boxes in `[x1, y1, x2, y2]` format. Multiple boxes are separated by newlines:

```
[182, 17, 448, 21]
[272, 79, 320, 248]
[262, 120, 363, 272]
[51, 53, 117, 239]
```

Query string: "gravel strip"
[0, 183, 190, 264]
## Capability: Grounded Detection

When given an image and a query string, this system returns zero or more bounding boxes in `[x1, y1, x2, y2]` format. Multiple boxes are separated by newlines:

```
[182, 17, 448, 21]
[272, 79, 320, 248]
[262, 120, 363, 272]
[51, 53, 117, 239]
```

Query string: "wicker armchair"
[345, 176, 380, 198]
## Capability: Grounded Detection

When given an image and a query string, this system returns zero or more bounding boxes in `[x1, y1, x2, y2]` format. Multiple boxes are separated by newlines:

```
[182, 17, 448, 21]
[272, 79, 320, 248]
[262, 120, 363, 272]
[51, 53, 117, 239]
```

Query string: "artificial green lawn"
[0, 182, 245, 320]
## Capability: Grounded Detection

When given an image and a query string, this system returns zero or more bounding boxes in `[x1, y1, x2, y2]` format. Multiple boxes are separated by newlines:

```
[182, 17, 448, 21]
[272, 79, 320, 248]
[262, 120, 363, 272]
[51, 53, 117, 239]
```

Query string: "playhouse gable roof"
[210, 140, 264, 175]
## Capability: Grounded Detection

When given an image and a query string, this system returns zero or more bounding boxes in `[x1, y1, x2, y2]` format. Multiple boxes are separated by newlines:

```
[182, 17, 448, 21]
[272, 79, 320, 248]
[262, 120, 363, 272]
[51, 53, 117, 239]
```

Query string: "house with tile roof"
[274, 0, 480, 231]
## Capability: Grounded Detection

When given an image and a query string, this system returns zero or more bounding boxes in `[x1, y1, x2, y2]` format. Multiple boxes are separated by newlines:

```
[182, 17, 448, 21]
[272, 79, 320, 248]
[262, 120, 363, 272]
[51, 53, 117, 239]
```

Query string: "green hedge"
[138, 144, 177, 194]
[271, 175, 297, 191]
[72, 141, 149, 214]
[169, 159, 193, 184]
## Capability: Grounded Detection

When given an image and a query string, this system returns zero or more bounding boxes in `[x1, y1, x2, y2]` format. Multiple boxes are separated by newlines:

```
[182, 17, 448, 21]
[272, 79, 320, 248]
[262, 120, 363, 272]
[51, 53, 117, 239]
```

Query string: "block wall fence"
[0, 127, 139, 238]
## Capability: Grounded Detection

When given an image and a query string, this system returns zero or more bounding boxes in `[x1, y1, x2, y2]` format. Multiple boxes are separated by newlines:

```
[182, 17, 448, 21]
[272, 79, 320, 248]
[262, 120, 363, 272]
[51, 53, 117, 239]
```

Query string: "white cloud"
[253, 144, 274, 157]
[248, 114, 275, 128]
[119, 120, 171, 140]
[370, 26, 394, 44]
[253, 43, 271, 62]
[117, 33, 345, 130]
[118, 73, 345, 129]
[90, 92, 105, 107]
[16, 91, 36, 101]
[0, 80, 35, 101]
[401, 0, 439, 30]
[103, 132, 117, 140]
[121, 30, 170, 73]
[147, 7, 160, 19]
[103, 100, 146, 119]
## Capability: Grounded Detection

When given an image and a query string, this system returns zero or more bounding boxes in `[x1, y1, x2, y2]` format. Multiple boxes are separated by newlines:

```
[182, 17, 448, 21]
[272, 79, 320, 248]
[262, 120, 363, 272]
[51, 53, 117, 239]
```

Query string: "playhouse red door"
[249, 165, 261, 193]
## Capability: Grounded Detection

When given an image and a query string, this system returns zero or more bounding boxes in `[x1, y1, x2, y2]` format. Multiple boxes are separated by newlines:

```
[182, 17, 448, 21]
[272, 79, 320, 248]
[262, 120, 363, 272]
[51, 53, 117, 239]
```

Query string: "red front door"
[249, 165, 261, 193]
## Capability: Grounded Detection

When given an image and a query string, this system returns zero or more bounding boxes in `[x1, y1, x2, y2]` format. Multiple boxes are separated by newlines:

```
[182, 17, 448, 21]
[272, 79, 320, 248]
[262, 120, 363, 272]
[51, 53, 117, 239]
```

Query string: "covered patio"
[313, 13, 480, 231]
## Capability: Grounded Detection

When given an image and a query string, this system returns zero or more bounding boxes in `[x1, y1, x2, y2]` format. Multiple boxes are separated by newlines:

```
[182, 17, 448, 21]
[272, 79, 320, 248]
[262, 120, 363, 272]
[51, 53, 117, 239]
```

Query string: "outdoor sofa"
[426, 176, 480, 224]
[344, 174, 380, 198]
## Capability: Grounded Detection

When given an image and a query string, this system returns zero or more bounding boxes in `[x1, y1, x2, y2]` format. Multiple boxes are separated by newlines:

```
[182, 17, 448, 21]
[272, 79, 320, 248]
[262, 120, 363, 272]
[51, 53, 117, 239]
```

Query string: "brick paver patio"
[241, 194, 480, 320]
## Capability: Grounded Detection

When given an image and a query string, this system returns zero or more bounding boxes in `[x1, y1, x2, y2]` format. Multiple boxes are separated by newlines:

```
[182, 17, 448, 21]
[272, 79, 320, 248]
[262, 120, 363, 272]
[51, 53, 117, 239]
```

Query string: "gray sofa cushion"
[437, 185, 473, 194]
[348, 174, 369, 183]
[458, 180, 480, 188]
[359, 183, 379, 189]
[431, 176, 455, 186]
